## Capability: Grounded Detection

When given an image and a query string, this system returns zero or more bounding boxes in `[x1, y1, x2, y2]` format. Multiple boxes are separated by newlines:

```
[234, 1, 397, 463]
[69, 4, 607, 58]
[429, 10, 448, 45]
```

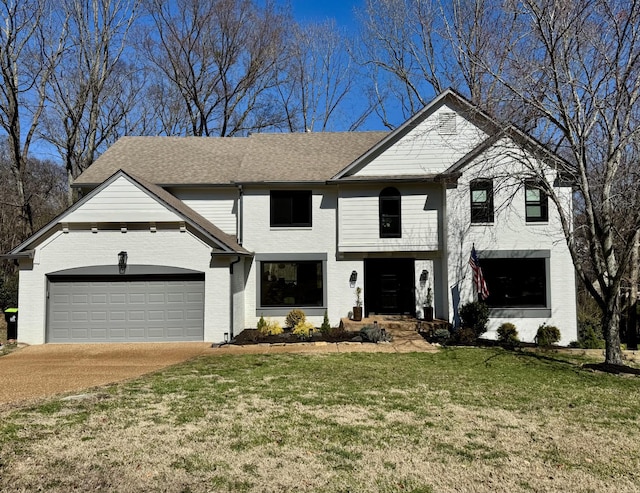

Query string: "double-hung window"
[470, 179, 494, 223]
[525, 181, 548, 222]
[270, 190, 312, 227]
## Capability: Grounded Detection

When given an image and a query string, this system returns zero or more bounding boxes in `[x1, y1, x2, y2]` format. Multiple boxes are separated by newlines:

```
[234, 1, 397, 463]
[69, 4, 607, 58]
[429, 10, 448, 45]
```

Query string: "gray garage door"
[47, 273, 205, 343]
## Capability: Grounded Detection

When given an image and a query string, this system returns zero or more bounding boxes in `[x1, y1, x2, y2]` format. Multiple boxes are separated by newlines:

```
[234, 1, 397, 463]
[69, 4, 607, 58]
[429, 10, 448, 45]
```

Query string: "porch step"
[340, 315, 420, 332]
[338, 315, 440, 352]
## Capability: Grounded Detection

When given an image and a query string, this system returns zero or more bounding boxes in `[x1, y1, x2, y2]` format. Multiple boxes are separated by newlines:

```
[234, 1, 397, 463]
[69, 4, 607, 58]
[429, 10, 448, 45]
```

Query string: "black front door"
[365, 259, 415, 316]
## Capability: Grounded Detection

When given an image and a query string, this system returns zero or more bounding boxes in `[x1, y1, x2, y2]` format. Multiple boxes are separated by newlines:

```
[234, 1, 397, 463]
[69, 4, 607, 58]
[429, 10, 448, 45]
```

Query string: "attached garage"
[46, 266, 205, 343]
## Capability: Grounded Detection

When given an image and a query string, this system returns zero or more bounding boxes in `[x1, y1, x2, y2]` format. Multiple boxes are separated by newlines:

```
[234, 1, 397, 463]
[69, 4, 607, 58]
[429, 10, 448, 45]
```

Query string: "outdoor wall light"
[349, 270, 358, 286]
[118, 251, 128, 274]
[419, 269, 429, 285]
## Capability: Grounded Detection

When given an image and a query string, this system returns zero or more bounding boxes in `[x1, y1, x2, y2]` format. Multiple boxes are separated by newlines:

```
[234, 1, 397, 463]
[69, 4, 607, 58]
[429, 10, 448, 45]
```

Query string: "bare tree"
[276, 21, 366, 132]
[355, 0, 518, 127]
[356, 0, 640, 365]
[469, 0, 640, 366]
[0, 0, 66, 237]
[40, 0, 141, 204]
[142, 0, 288, 137]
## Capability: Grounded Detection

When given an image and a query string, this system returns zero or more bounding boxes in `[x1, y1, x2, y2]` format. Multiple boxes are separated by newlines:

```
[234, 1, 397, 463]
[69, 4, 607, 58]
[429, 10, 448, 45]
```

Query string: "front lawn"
[0, 348, 639, 492]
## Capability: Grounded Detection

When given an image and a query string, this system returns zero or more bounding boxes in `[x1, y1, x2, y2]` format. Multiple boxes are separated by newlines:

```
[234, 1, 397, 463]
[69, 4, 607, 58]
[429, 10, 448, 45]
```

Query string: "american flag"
[469, 245, 489, 300]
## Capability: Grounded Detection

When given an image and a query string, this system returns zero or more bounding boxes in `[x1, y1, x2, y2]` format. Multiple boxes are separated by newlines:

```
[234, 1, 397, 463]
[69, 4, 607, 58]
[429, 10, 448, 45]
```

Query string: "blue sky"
[288, 0, 364, 32]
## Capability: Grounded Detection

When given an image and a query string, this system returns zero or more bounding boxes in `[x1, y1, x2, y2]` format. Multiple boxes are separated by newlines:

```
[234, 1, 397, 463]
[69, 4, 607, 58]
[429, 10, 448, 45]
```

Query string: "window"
[270, 190, 312, 227]
[482, 258, 547, 308]
[525, 181, 548, 222]
[260, 260, 323, 307]
[379, 187, 401, 238]
[470, 179, 494, 223]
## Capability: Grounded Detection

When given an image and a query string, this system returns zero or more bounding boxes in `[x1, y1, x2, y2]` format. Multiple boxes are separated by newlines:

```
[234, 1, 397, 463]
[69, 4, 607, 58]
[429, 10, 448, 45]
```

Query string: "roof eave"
[327, 172, 461, 185]
[1, 250, 35, 261]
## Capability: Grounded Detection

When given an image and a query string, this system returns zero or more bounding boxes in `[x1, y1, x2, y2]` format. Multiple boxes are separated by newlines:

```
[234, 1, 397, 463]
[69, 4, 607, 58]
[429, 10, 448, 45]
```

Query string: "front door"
[365, 259, 415, 316]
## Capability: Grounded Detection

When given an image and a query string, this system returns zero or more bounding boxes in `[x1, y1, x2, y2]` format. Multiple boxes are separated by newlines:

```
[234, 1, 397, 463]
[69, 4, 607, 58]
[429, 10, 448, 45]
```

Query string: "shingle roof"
[73, 132, 389, 186]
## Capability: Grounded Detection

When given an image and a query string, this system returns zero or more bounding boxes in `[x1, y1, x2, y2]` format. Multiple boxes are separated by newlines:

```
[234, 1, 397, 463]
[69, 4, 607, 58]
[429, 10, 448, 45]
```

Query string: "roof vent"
[438, 112, 457, 135]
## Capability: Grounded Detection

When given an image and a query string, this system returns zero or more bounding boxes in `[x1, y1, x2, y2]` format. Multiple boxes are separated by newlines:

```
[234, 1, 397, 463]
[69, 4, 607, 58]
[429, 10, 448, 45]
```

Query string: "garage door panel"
[47, 277, 205, 343]
[110, 311, 126, 321]
[91, 311, 107, 322]
[110, 293, 126, 304]
[129, 293, 146, 304]
[91, 294, 108, 304]
[148, 293, 165, 304]
[148, 310, 165, 321]
[129, 310, 146, 321]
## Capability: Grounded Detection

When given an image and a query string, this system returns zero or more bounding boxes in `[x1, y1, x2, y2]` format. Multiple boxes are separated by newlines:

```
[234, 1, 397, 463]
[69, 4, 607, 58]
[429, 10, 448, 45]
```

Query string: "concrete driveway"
[0, 343, 211, 408]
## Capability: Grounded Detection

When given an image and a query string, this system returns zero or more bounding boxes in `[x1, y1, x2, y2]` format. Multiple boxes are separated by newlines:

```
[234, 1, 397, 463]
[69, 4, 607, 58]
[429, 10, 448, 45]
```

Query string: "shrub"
[497, 322, 519, 346]
[320, 310, 331, 335]
[292, 320, 315, 338]
[459, 301, 489, 338]
[0, 273, 18, 310]
[579, 325, 605, 349]
[432, 327, 452, 345]
[285, 309, 306, 329]
[256, 315, 267, 333]
[452, 327, 476, 345]
[536, 324, 561, 347]
[360, 324, 391, 343]
[257, 318, 283, 337]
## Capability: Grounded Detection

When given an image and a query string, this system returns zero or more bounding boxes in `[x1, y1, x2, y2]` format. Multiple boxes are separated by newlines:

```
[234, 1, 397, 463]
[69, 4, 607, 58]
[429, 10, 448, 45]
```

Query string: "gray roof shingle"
[74, 132, 389, 186]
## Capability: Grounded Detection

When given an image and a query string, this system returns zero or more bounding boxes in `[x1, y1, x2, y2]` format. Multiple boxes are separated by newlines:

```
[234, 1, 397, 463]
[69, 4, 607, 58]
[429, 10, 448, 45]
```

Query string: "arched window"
[379, 187, 401, 238]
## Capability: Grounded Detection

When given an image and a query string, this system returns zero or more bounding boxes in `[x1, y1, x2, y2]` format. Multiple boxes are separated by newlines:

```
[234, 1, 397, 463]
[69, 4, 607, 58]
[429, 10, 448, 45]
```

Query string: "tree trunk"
[628, 231, 639, 350]
[603, 299, 624, 365]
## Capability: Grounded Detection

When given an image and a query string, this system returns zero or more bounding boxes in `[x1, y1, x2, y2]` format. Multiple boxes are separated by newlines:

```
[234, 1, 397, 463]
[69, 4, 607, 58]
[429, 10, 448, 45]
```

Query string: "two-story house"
[4, 90, 578, 345]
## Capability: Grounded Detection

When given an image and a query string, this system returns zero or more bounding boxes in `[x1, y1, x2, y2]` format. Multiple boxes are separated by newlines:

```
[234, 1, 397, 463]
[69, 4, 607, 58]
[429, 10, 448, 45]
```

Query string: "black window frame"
[259, 260, 324, 308]
[470, 179, 494, 223]
[525, 181, 549, 223]
[379, 187, 402, 238]
[270, 190, 312, 227]
[482, 257, 548, 309]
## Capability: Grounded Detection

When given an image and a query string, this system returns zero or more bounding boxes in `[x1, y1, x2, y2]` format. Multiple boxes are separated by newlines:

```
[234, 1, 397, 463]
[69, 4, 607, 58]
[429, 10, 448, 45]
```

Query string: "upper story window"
[379, 187, 401, 238]
[470, 179, 494, 223]
[525, 181, 548, 222]
[270, 190, 312, 227]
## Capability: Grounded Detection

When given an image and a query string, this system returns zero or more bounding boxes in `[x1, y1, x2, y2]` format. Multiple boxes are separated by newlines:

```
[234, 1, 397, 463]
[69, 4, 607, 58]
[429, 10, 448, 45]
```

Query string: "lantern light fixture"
[349, 270, 358, 287]
[118, 251, 128, 274]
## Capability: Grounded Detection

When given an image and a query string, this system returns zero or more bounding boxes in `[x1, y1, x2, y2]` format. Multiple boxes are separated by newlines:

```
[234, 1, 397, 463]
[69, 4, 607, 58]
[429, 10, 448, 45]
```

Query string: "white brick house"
[3, 90, 578, 345]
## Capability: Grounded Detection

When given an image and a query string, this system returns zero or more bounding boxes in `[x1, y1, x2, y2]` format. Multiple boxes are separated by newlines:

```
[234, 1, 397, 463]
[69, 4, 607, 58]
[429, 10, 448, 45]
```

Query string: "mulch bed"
[231, 328, 361, 346]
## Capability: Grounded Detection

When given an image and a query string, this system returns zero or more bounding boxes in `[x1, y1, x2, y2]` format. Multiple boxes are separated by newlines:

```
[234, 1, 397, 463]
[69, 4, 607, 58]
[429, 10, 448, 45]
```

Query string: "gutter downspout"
[229, 256, 242, 339]
[237, 185, 243, 245]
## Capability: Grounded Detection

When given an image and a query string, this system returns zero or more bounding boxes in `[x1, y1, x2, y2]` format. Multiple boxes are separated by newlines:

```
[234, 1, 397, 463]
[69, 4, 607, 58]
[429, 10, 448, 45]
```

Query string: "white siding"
[64, 176, 182, 223]
[446, 139, 577, 344]
[353, 104, 487, 177]
[338, 184, 441, 252]
[17, 229, 231, 344]
[170, 187, 237, 236]
[241, 187, 363, 329]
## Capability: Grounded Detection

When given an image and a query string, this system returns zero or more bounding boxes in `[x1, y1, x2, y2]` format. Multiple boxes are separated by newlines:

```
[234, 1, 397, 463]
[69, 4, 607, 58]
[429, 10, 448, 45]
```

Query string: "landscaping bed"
[231, 327, 368, 345]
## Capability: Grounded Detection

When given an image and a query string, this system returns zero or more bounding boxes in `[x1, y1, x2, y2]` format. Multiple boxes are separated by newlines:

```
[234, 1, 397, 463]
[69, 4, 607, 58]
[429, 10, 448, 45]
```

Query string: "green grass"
[0, 348, 639, 492]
